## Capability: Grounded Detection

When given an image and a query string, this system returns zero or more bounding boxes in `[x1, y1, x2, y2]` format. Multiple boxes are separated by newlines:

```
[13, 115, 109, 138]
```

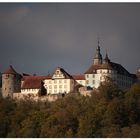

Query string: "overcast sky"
[0, 3, 140, 75]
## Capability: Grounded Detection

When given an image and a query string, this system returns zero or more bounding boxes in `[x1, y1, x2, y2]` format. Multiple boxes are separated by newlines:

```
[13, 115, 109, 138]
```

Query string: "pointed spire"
[97, 36, 100, 51]
[104, 50, 110, 63]
[93, 37, 102, 65]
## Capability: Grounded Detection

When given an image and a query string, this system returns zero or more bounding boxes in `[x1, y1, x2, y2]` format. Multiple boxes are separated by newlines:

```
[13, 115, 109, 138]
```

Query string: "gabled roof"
[52, 67, 74, 79]
[72, 75, 85, 80]
[21, 76, 51, 89]
[3, 65, 19, 75]
[59, 67, 73, 79]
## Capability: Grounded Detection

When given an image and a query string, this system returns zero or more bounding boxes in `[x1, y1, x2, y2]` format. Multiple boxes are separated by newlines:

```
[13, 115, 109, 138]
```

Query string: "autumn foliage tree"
[0, 82, 140, 138]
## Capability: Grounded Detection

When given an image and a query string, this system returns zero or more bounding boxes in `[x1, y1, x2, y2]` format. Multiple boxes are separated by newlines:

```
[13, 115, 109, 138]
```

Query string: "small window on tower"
[5, 74, 9, 78]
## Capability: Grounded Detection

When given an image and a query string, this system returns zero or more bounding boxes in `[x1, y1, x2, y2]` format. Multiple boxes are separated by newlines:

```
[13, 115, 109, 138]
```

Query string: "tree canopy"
[0, 82, 140, 138]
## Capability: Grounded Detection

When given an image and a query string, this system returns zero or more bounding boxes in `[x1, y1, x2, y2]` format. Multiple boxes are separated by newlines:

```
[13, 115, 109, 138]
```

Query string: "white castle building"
[1, 42, 138, 100]
[84, 41, 136, 89]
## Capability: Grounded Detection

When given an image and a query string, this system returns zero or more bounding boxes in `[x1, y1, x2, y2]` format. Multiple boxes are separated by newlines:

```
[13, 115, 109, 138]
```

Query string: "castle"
[1, 42, 139, 101]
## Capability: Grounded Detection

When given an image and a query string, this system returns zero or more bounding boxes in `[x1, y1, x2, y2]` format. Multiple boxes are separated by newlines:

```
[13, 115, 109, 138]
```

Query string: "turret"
[2, 65, 21, 98]
[93, 40, 102, 65]
[104, 52, 110, 64]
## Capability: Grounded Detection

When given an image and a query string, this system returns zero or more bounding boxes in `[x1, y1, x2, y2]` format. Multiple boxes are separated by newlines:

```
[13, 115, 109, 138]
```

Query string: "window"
[109, 70, 112, 73]
[86, 74, 89, 78]
[56, 70, 59, 75]
[86, 80, 89, 84]
[49, 90, 52, 93]
[54, 80, 57, 84]
[59, 85, 62, 88]
[64, 80, 67, 83]
[49, 85, 52, 89]
[93, 74, 95, 78]
[54, 85, 57, 89]
[64, 85, 67, 88]
[59, 80, 62, 83]
[100, 77, 102, 80]
[93, 80, 95, 84]
[5, 74, 9, 79]
[49, 81, 52, 84]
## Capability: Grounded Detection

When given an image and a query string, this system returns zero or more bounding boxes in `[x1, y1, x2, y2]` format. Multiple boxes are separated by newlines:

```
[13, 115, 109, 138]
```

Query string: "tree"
[98, 78, 123, 101]
[124, 83, 140, 125]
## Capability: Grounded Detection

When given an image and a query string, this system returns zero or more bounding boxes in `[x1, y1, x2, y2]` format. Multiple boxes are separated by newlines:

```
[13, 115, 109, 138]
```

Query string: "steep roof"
[59, 67, 73, 79]
[52, 67, 74, 79]
[85, 61, 135, 78]
[72, 75, 85, 80]
[84, 64, 101, 74]
[3, 65, 19, 75]
[110, 62, 130, 76]
[21, 76, 51, 89]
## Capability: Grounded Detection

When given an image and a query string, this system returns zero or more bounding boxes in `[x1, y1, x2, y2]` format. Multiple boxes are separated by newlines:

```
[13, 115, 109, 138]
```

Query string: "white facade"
[44, 79, 74, 94]
[85, 69, 134, 89]
[21, 89, 40, 94]
[44, 67, 75, 94]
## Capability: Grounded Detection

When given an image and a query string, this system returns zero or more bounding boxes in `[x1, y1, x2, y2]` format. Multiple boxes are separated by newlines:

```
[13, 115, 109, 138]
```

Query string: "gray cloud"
[0, 3, 140, 75]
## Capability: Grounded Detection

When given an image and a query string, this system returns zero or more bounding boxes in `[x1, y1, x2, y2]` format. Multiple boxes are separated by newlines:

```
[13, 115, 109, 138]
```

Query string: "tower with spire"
[93, 39, 102, 65]
[104, 51, 110, 64]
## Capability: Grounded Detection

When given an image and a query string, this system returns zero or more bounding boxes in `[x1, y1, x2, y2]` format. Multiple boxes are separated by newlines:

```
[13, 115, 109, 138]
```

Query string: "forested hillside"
[0, 81, 140, 138]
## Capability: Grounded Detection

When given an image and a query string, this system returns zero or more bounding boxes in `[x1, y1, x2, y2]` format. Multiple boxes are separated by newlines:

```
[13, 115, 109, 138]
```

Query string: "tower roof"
[104, 52, 110, 63]
[93, 39, 102, 65]
[94, 41, 102, 59]
[3, 65, 18, 74]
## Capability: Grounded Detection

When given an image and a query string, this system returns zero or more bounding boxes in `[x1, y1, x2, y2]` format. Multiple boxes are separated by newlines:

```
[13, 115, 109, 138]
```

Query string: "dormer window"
[56, 70, 59, 75]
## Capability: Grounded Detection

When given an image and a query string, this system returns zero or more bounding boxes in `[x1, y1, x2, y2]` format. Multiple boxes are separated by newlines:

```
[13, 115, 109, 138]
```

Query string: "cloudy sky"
[0, 3, 140, 75]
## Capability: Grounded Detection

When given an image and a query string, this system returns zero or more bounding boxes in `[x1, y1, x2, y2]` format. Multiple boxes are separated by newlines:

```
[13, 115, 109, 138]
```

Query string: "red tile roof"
[84, 64, 101, 74]
[3, 65, 19, 75]
[21, 76, 51, 89]
[72, 75, 85, 80]
[84, 62, 136, 78]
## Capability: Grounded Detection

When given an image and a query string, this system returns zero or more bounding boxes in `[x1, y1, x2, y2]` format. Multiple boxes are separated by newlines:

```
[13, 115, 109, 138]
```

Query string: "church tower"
[2, 65, 21, 98]
[93, 40, 102, 65]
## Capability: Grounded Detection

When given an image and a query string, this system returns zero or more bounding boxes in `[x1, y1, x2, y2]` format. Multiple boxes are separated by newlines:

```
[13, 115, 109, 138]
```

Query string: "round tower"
[93, 40, 102, 65]
[2, 65, 21, 98]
